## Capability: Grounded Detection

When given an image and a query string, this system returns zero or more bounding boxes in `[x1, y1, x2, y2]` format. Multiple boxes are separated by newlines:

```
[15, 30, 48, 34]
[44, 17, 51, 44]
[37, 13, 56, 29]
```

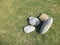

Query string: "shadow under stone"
[27, 18, 30, 25]
[35, 21, 43, 34]
[35, 14, 44, 34]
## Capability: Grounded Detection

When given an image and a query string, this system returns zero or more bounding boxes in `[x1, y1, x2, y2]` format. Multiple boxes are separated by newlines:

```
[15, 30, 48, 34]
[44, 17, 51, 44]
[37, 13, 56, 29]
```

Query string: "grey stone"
[40, 18, 53, 34]
[24, 25, 35, 33]
[29, 17, 40, 26]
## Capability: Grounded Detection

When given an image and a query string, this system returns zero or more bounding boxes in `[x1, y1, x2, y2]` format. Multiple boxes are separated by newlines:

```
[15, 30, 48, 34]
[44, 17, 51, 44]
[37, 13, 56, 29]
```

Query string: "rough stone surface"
[29, 17, 40, 26]
[40, 18, 53, 34]
[24, 25, 35, 33]
[39, 13, 49, 21]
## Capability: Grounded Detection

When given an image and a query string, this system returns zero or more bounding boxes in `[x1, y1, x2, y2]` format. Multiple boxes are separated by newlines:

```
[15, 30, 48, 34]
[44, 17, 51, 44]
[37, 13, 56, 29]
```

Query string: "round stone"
[39, 13, 49, 21]
[29, 17, 40, 26]
[40, 18, 53, 34]
[24, 25, 35, 33]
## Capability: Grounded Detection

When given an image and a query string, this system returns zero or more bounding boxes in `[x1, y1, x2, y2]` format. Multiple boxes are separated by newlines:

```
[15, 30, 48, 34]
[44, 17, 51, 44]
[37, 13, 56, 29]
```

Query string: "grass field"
[0, 0, 60, 45]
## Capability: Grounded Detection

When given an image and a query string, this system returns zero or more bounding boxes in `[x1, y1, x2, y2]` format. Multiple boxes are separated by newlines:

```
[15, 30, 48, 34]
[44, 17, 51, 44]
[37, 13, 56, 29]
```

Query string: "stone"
[24, 25, 35, 33]
[40, 18, 53, 34]
[39, 13, 49, 21]
[29, 17, 40, 26]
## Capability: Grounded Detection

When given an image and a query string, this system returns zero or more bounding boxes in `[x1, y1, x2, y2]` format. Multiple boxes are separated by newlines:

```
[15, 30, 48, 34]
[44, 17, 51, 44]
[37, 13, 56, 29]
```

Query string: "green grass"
[0, 0, 60, 45]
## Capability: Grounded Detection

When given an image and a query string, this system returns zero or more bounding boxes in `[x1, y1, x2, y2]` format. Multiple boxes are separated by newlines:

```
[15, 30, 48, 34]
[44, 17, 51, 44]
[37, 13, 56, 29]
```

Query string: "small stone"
[39, 13, 49, 21]
[24, 25, 35, 33]
[40, 18, 53, 34]
[29, 17, 40, 26]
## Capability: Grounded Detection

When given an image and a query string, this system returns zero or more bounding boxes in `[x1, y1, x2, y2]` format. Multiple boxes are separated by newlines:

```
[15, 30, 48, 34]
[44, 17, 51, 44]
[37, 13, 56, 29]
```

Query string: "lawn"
[0, 0, 60, 45]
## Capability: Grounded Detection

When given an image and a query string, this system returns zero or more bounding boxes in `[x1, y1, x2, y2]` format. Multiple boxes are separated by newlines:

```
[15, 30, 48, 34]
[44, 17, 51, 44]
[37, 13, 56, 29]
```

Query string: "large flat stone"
[40, 18, 53, 34]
